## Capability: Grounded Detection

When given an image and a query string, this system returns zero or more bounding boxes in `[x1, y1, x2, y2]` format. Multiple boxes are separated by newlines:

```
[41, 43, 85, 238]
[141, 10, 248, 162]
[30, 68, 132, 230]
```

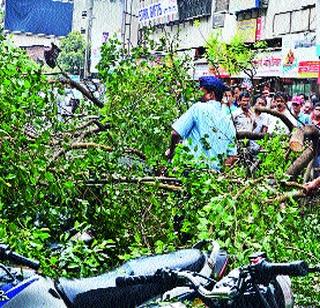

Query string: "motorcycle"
[0, 240, 228, 307]
[118, 252, 320, 308]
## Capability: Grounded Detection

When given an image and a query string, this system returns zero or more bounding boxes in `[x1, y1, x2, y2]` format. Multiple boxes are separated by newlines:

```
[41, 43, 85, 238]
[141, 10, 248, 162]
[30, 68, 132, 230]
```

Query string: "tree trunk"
[286, 146, 314, 178]
[289, 128, 304, 152]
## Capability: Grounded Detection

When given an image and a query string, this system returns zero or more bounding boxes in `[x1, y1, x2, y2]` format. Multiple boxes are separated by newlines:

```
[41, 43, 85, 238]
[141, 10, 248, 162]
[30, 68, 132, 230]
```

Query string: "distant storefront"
[193, 45, 320, 95]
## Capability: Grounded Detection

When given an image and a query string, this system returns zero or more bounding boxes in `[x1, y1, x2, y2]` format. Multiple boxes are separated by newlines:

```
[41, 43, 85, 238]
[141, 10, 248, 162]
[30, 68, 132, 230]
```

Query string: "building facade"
[73, 0, 123, 74]
[130, 0, 319, 94]
[2, 0, 320, 94]
[3, 0, 123, 74]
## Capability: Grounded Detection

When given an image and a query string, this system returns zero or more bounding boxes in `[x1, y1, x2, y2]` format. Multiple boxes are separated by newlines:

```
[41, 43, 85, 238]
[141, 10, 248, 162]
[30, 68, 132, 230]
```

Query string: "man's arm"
[165, 130, 181, 160]
[303, 176, 320, 194]
[166, 105, 195, 160]
[224, 113, 238, 167]
[224, 155, 238, 167]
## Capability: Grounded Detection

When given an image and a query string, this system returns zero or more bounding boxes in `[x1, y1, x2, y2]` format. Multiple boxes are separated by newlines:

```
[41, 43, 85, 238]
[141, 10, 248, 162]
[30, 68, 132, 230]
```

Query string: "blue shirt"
[172, 101, 237, 170]
[221, 104, 237, 115]
[296, 112, 311, 127]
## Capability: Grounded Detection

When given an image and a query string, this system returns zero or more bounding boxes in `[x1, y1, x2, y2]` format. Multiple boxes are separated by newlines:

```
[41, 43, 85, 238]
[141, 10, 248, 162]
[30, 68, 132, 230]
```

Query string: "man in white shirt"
[232, 91, 255, 132]
[268, 92, 296, 134]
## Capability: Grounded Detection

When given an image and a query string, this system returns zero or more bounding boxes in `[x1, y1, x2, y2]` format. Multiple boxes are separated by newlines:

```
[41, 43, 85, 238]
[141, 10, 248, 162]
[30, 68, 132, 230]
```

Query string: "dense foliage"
[57, 31, 86, 75]
[0, 31, 319, 306]
[206, 33, 267, 82]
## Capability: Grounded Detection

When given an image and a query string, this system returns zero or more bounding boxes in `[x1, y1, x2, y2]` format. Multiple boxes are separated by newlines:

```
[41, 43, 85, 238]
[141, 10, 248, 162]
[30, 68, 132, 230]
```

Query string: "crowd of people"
[166, 76, 320, 192]
[223, 85, 320, 135]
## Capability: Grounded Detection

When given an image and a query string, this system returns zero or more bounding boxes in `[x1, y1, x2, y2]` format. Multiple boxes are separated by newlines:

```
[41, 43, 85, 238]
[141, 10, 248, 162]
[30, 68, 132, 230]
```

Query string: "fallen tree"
[1, 32, 319, 305]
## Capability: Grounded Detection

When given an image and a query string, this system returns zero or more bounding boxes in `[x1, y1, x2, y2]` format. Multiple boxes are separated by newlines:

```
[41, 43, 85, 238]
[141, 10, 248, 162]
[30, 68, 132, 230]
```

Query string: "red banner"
[298, 61, 320, 78]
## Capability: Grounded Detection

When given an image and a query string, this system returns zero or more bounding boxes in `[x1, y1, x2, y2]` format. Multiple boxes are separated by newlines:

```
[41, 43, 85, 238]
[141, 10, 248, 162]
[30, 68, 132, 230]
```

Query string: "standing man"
[290, 95, 311, 127]
[165, 76, 237, 170]
[221, 89, 237, 114]
[232, 91, 255, 132]
[268, 92, 296, 134]
[302, 100, 314, 115]
[311, 103, 320, 126]
[253, 96, 271, 133]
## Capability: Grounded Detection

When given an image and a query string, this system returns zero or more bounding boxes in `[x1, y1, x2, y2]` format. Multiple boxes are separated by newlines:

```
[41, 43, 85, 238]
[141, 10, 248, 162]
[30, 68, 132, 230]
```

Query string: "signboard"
[193, 63, 229, 80]
[298, 61, 320, 78]
[194, 48, 320, 79]
[229, 0, 260, 13]
[255, 16, 264, 41]
[282, 44, 320, 78]
[237, 19, 257, 43]
[253, 51, 282, 77]
[138, 0, 178, 26]
[177, 0, 212, 21]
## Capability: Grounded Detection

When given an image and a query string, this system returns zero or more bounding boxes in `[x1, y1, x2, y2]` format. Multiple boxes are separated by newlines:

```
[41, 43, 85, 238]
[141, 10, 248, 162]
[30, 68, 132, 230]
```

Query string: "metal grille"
[177, 0, 212, 21]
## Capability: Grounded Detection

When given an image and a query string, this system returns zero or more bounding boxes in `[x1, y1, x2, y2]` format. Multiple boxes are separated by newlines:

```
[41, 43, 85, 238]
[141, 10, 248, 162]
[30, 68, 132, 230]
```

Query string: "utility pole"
[121, 0, 128, 51]
[84, 0, 93, 79]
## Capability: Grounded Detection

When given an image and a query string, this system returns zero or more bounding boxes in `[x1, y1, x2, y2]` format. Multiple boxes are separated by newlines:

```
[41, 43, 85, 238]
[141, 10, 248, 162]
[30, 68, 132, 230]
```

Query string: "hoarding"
[237, 19, 257, 43]
[138, 0, 178, 26]
[255, 16, 264, 41]
[282, 45, 320, 78]
[5, 0, 73, 36]
[212, 12, 226, 28]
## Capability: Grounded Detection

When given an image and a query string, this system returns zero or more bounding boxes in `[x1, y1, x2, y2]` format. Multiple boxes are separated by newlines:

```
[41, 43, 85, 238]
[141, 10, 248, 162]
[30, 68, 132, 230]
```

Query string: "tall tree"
[58, 31, 86, 75]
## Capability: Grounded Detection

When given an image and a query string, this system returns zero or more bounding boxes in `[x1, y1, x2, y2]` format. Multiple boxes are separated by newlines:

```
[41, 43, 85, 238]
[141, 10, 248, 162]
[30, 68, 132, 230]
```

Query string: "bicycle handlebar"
[0, 244, 40, 270]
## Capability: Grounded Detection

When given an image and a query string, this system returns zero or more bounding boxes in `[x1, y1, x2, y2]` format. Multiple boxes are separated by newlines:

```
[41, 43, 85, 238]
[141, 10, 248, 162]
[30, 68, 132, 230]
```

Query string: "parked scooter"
[0, 241, 228, 307]
[120, 252, 320, 308]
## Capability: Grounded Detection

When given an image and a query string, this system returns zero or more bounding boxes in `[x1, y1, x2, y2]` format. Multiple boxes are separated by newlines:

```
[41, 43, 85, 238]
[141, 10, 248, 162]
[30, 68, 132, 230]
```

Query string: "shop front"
[280, 46, 320, 96]
[193, 45, 320, 97]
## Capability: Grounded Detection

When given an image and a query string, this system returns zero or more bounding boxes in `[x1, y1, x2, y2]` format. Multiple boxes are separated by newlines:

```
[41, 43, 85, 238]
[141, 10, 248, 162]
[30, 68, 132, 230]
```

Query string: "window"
[273, 5, 315, 35]
[273, 12, 290, 35]
[291, 10, 309, 33]
[177, 0, 212, 21]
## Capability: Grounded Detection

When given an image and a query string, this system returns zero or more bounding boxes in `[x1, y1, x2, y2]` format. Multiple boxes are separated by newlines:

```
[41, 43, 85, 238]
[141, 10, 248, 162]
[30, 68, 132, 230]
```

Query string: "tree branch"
[236, 131, 267, 140]
[254, 107, 295, 132]
[52, 142, 146, 162]
[85, 175, 182, 191]
[59, 71, 104, 108]
[266, 189, 306, 203]
[289, 128, 304, 152]
[286, 146, 315, 178]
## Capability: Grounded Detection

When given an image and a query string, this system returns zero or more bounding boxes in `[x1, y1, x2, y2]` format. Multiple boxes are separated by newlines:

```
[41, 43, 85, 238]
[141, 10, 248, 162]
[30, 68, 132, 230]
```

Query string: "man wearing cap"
[165, 76, 237, 170]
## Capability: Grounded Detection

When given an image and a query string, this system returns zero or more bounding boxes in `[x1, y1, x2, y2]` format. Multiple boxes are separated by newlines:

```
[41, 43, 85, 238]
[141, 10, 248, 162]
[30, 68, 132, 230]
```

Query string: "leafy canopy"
[58, 31, 86, 74]
[206, 33, 267, 77]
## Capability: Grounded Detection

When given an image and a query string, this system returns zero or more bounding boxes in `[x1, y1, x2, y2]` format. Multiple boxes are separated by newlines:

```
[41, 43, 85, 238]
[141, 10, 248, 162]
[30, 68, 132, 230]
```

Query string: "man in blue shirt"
[290, 95, 311, 127]
[165, 76, 237, 170]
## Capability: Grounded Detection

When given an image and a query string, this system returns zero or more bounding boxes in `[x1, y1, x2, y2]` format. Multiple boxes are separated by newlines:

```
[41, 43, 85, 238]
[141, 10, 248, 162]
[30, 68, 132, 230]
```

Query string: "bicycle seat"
[56, 248, 205, 307]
